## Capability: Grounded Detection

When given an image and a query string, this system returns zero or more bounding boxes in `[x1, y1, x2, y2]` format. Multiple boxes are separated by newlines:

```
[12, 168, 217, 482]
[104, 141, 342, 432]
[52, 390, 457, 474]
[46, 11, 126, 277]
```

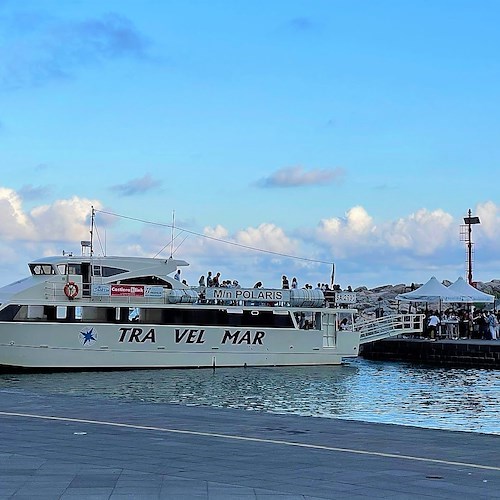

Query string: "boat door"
[322, 311, 337, 348]
[81, 262, 91, 296]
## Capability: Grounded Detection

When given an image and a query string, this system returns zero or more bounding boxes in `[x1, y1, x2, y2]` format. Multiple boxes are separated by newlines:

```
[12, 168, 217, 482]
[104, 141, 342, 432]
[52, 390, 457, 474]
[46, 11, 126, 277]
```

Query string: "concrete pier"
[361, 338, 500, 367]
[0, 389, 499, 499]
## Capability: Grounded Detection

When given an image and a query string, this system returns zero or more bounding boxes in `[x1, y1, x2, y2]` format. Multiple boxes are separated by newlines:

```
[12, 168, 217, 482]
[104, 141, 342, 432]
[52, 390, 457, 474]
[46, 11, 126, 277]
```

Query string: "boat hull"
[0, 322, 360, 369]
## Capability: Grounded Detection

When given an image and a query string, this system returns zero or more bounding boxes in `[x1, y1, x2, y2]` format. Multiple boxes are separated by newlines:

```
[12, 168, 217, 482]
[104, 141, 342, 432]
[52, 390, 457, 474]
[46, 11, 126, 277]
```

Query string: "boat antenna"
[90, 206, 95, 257]
[170, 210, 175, 258]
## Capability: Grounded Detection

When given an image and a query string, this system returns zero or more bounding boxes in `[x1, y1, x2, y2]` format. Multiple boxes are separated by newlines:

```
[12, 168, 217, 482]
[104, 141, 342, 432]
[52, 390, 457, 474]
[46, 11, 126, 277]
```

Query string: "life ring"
[64, 281, 79, 300]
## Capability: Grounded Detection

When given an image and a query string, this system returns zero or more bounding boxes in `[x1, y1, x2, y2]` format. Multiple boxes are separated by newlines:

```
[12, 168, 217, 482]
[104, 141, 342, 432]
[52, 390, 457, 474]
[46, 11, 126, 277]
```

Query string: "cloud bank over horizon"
[0, 187, 498, 289]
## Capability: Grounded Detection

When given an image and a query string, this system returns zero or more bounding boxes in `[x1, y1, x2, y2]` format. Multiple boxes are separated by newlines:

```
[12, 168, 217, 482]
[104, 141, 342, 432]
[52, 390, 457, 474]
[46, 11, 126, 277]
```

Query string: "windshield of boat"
[29, 264, 57, 276]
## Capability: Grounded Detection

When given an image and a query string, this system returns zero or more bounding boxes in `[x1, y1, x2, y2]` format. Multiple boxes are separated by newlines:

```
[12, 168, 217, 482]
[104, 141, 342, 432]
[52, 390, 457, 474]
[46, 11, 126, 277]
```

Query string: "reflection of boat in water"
[0, 218, 424, 370]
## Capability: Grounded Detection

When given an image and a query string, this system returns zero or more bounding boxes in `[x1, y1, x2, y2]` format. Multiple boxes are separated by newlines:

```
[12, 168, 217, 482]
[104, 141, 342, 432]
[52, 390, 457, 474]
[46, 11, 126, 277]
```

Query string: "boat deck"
[0, 389, 499, 498]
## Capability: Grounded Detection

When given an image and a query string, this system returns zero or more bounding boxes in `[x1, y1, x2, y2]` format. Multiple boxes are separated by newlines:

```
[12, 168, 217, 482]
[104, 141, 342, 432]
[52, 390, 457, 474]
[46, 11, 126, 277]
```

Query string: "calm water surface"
[1, 358, 498, 435]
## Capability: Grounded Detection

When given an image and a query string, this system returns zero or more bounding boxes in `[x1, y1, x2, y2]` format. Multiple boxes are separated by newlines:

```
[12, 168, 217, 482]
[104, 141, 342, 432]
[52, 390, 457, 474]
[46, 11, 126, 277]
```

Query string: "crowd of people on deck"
[422, 308, 499, 340]
[186, 272, 342, 311]
[191, 273, 339, 295]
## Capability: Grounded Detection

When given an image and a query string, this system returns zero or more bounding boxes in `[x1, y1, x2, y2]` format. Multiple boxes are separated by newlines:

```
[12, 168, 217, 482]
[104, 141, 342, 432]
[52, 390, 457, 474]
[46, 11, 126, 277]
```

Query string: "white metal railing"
[355, 314, 425, 344]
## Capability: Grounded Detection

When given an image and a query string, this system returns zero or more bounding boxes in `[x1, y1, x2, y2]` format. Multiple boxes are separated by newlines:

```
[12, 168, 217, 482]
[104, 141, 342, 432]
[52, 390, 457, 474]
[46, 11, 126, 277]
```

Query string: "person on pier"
[427, 311, 440, 340]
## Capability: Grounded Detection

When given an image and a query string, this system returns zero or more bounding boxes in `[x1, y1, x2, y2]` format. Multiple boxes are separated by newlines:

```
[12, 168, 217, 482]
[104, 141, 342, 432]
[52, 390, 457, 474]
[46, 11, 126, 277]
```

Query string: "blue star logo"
[80, 327, 97, 346]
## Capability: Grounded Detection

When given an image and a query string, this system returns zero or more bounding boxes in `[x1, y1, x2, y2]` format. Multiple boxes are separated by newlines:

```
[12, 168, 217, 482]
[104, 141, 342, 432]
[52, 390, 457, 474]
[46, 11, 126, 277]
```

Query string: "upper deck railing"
[40, 282, 334, 310]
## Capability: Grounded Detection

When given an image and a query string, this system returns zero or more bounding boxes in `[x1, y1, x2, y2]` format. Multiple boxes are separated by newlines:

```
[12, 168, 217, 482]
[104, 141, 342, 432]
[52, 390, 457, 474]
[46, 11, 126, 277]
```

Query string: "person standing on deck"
[213, 272, 220, 287]
[427, 312, 440, 339]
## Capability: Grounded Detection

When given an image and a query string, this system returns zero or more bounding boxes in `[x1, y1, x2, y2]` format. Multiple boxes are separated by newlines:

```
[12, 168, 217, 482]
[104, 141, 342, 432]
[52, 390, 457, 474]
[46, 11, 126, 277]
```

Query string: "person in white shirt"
[427, 312, 440, 339]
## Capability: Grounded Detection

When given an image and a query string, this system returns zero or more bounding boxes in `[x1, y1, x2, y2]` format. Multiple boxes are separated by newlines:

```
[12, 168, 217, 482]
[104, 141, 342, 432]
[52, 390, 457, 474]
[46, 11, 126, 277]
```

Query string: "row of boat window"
[0, 305, 321, 329]
[29, 263, 127, 278]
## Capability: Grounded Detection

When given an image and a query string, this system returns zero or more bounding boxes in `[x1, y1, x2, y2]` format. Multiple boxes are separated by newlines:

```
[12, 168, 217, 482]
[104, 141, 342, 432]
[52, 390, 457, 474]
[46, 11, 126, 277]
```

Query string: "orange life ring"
[64, 281, 79, 300]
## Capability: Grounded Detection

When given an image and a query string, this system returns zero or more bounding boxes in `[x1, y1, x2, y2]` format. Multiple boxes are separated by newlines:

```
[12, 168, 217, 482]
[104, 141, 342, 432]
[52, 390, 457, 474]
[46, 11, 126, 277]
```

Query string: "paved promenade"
[0, 388, 499, 499]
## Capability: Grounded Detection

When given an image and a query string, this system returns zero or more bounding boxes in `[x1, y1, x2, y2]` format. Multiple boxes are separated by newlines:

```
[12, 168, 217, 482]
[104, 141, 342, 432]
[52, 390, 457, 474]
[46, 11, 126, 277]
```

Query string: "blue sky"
[0, 0, 499, 289]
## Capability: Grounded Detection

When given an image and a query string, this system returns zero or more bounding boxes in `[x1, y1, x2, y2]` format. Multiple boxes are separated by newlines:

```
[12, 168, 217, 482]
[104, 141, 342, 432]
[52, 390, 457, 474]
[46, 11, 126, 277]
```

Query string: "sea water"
[0, 358, 498, 435]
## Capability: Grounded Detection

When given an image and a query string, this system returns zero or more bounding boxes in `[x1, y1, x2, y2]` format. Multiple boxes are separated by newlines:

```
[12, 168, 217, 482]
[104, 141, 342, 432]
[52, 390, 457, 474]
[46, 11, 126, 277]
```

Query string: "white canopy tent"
[447, 277, 495, 303]
[395, 276, 463, 303]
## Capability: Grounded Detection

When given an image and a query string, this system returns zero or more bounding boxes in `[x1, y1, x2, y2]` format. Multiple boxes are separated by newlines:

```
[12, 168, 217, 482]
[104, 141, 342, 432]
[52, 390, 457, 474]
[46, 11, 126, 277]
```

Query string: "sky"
[0, 0, 499, 290]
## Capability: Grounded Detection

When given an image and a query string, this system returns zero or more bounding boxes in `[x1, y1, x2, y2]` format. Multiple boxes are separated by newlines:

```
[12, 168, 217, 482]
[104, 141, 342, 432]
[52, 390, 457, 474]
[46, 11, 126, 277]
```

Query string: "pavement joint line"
[1, 410, 499, 472]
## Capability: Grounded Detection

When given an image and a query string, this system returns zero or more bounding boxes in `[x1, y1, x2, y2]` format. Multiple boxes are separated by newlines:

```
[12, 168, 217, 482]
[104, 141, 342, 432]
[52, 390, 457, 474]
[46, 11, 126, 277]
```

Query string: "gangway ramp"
[355, 313, 425, 344]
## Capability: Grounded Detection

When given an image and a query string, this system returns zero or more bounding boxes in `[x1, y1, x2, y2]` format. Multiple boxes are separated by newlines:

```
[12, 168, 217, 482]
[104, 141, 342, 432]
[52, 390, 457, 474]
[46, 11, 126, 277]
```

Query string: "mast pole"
[467, 209, 472, 285]
[170, 210, 175, 258]
[90, 206, 95, 257]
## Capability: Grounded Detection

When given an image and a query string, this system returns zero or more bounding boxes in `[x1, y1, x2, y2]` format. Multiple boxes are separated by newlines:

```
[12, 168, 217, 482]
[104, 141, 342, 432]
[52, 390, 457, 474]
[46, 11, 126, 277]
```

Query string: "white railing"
[355, 314, 425, 344]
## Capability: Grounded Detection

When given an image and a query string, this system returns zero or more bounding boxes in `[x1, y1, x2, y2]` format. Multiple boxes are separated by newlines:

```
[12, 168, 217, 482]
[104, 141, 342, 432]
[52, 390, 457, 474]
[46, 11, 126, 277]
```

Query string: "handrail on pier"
[355, 313, 425, 344]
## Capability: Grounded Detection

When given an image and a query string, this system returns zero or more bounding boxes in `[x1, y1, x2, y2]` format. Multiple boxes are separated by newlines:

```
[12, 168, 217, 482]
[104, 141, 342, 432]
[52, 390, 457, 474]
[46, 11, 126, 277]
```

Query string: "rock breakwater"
[351, 279, 500, 317]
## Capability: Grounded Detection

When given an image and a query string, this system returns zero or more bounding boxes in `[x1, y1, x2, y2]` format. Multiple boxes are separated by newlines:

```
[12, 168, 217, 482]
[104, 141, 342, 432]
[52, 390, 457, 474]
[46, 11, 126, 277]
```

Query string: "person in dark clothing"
[474, 312, 489, 339]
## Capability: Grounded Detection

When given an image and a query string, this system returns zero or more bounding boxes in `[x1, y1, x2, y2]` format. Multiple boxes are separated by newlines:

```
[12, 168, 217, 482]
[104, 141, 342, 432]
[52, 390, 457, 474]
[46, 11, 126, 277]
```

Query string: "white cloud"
[30, 197, 101, 241]
[203, 224, 229, 241]
[0, 190, 100, 242]
[346, 206, 373, 234]
[0, 187, 35, 239]
[315, 206, 457, 258]
[384, 208, 455, 255]
[315, 206, 376, 257]
[234, 223, 297, 253]
[0, 189, 499, 288]
[476, 200, 499, 240]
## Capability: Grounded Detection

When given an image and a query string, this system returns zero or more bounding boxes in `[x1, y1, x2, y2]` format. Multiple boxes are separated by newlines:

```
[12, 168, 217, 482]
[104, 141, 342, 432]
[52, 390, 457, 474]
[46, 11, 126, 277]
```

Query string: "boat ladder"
[355, 314, 425, 344]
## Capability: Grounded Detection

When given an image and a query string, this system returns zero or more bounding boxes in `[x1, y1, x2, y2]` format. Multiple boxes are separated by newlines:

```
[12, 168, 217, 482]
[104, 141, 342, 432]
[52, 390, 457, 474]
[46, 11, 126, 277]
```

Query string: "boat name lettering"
[208, 288, 286, 301]
[118, 327, 156, 343]
[221, 330, 265, 345]
[175, 329, 206, 344]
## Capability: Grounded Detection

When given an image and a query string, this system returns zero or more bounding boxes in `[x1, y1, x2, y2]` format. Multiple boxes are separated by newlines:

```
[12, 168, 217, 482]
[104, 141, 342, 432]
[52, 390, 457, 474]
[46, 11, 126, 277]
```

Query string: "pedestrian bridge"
[355, 313, 425, 344]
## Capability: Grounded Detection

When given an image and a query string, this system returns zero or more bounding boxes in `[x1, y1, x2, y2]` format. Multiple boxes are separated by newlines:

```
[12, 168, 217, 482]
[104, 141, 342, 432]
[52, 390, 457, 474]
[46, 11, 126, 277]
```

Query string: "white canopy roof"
[395, 276, 463, 303]
[447, 277, 495, 303]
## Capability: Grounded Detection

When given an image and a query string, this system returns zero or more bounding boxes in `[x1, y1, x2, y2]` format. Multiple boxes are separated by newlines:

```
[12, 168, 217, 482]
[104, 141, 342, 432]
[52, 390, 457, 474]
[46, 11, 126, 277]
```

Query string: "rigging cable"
[93, 208, 333, 266]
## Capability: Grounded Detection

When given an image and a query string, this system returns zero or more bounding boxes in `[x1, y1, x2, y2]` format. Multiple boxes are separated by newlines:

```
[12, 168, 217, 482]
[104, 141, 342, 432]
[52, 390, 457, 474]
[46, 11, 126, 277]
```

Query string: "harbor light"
[462, 209, 480, 285]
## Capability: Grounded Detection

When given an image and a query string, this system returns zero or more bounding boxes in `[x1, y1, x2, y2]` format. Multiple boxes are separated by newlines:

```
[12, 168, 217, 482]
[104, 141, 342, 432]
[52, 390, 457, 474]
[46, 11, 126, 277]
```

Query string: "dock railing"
[355, 313, 425, 344]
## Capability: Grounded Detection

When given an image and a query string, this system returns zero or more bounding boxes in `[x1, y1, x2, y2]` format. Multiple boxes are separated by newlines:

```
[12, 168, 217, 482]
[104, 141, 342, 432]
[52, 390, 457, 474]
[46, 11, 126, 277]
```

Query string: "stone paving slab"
[0, 388, 499, 499]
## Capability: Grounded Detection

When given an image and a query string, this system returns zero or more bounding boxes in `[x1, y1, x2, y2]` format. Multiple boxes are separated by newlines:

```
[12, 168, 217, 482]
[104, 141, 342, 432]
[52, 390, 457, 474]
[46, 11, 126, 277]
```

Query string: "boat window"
[93, 266, 102, 277]
[102, 266, 127, 277]
[29, 264, 56, 275]
[57, 264, 66, 275]
[158, 308, 294, 328]
[56, 306, 77, 321]
[67, 264, 82, 275]
[0, 304, 22, 321]
[120, 276, 169, 286]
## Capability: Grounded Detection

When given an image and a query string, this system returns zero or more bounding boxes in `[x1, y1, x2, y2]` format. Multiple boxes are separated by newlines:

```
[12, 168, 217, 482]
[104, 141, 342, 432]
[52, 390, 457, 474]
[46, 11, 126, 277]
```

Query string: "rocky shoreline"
[352, 279, 500, 317]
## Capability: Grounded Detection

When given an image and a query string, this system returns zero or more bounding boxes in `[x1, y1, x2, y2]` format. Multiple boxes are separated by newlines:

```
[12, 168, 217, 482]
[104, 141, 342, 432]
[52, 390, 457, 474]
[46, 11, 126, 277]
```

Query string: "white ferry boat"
[0, 242, 424, 370]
